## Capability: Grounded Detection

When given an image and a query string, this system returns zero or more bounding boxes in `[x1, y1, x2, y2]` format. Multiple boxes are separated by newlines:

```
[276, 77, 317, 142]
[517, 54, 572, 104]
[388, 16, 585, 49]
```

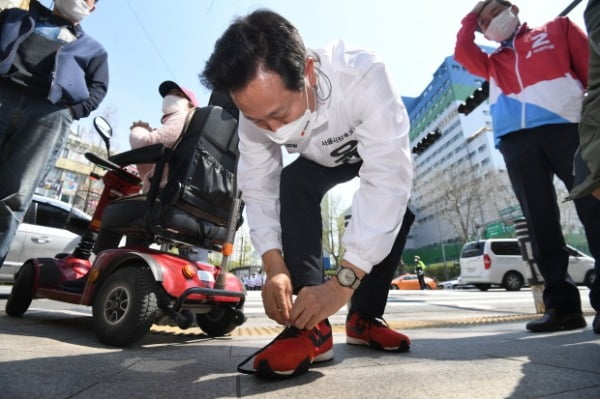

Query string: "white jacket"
[237, 41, 413, 274]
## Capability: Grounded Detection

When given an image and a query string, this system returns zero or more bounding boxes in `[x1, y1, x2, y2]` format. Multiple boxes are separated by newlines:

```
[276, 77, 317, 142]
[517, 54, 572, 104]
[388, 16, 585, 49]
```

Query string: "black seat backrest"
[160, 106, 239, 228]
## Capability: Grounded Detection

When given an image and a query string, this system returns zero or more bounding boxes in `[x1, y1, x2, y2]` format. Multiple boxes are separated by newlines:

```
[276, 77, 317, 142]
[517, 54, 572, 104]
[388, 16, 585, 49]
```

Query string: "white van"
[458, 239, 595, 291]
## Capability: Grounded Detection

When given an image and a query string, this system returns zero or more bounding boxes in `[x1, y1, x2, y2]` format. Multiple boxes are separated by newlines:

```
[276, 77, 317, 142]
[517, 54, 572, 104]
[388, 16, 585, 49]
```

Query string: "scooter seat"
[100, 194, 228, 248]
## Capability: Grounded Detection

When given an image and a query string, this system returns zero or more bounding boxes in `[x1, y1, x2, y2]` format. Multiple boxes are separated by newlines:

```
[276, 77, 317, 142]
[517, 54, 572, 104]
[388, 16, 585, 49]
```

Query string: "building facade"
[402, 55, 517, 259]
[36, 126, 106, 213]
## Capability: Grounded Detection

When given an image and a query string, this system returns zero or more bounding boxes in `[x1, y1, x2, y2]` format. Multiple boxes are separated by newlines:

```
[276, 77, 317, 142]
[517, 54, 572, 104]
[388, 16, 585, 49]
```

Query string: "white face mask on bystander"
[162, 95, 191, 115]
[484, 8, 519, 43]
[54, 0, 92, 22]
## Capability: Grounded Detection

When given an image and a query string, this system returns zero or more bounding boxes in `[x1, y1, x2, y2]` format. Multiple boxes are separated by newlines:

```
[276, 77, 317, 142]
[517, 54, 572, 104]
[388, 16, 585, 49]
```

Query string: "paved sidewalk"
[1, 303, 599, 399]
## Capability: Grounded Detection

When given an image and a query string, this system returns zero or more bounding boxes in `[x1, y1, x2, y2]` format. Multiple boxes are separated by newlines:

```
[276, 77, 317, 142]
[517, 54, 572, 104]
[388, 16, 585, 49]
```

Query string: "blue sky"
[37, 0, 586, 152]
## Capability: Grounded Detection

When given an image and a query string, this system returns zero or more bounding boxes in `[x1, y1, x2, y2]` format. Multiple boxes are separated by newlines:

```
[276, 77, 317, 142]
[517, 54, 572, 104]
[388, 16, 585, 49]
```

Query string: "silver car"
[0, 195, 91, 283]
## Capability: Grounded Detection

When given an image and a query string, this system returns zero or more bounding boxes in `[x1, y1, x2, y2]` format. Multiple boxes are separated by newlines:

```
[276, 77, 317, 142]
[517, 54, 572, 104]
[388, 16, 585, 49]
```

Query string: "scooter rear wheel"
[5, 261, 35, 317]
[92, 265, 158, 346]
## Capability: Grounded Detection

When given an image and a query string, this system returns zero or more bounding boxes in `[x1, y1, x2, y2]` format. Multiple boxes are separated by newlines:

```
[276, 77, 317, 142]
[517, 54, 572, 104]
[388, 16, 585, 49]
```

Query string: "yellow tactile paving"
[150, 313, 558, 337]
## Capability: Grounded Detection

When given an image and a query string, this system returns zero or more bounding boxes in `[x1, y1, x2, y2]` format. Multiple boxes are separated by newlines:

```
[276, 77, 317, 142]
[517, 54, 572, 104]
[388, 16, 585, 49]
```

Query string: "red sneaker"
[253, 319, 334, 377]
[346, 313, 410, 352]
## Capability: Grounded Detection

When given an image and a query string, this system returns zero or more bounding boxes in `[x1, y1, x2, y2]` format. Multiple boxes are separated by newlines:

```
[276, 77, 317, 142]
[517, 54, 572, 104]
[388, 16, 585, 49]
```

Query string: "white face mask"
[162, 95, 191, 115]
[258, 86, 317, 146]
[54, 0, 91, 22]
[484, 8, 519, 43]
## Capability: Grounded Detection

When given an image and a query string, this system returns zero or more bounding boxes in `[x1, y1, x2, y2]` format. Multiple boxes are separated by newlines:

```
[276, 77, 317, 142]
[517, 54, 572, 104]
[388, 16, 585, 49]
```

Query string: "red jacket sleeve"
[454, 12, 492, 79]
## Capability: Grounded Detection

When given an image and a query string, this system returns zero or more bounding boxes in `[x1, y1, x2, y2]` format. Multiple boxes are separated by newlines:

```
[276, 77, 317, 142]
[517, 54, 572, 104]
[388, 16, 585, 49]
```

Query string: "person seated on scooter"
[93, 80, 199, 253]
[130, 80, 199, 192]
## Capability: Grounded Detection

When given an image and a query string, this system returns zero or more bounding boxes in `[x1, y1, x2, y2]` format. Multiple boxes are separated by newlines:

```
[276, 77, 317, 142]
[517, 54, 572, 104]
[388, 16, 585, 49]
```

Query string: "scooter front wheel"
[92, 265, 158, 346]
[5, 261, 35, 316]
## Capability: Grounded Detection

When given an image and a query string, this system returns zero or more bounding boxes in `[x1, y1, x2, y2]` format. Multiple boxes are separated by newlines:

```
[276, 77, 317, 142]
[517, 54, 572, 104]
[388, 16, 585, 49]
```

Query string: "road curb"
[151, 312, 585, 337]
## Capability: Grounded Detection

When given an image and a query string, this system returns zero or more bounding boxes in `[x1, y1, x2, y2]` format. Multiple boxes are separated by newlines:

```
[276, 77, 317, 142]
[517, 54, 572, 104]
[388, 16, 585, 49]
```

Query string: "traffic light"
[457, 81, 489, 116]
[412, 128, 442, 155]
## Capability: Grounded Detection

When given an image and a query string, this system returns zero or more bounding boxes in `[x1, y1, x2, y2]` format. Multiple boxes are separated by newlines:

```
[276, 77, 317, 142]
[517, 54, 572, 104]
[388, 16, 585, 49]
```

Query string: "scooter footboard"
[172, 287, 245, 312]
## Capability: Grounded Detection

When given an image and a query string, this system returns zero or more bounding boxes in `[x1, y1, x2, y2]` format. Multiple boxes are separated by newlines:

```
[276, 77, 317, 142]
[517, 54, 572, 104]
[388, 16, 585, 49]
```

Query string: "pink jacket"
[129, 110, 190, 193]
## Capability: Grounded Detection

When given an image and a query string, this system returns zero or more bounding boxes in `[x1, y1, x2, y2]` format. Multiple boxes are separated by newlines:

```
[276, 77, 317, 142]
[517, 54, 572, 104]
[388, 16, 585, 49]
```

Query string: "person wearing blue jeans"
[0, 0, 108, 269]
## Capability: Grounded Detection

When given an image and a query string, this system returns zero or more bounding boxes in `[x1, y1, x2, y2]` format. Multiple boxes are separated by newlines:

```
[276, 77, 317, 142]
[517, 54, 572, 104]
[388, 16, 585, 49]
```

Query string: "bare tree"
[234, 225, 254, 268]
[428, 166, 482, 243]
[321, 193, 346, 268]
[479, 170, 516, 218]
[418, 165, 519, 244]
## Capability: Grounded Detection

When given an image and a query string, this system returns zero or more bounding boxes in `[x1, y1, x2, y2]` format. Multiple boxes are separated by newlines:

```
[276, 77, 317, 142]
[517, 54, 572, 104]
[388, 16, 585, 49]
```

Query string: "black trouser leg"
[280, 157, 360, 292]
[280, 157, 414, 318]
[417, 272, 426, 290]
[552, 130, 600, 312]
[93, 229, 123, 254]
[572, 170, 600, 312]
[349, 209, 415, 319]
[499, 124, 583, 314]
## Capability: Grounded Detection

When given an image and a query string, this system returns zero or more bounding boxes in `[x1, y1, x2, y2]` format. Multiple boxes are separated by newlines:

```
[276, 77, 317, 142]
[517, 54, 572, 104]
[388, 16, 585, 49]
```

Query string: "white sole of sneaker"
[266, 350, 333, 376]
[313, 348, 334, 363]
[346, 336, 401, 351]
[346, 336, 369, 346]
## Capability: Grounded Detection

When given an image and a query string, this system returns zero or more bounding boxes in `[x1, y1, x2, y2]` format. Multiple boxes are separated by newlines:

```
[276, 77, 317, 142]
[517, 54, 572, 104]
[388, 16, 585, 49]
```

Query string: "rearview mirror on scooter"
[93, 116, 112, 155]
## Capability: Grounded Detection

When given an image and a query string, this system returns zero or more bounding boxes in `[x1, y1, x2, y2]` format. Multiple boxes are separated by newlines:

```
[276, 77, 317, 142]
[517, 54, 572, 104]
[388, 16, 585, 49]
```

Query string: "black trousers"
[416, 268, 426, 290]
[280, 157, 414, 320]
[499, 124, 600, 313]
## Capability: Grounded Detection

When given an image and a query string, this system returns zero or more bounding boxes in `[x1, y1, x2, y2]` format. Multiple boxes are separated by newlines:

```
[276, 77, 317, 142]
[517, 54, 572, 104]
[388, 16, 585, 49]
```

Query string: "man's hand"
[290, 279, 354, 330]
[290, 260, 365, 330]
[593, 187, 600, 200]
[261, 249, 293, 325]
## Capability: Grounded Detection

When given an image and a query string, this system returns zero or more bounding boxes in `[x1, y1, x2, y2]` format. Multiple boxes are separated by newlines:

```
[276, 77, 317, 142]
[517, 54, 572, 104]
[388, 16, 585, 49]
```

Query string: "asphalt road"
[0, 284, 595, 333]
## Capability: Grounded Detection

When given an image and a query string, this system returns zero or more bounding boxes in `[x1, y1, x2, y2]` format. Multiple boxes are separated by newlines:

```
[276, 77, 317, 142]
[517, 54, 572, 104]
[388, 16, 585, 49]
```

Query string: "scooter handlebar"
[108, 143, 167, 166]
[84, 152, 141, 184]
[85, 152, 121, 171]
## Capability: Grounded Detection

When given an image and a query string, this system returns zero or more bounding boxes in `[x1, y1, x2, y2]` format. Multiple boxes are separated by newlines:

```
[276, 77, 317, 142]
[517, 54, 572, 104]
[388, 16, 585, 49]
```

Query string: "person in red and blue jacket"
[455, 0, 600, 334]
[0, 0, 108, 270]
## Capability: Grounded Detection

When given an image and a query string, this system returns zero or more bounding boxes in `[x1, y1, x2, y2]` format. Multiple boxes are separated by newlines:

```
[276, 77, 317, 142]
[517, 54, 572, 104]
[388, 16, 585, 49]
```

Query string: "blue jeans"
[0, 84, 73, 266]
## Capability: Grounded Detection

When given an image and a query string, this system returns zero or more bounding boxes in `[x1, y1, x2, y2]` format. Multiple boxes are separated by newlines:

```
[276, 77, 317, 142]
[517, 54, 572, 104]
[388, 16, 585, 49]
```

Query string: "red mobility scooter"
[5, 105, 247, 346]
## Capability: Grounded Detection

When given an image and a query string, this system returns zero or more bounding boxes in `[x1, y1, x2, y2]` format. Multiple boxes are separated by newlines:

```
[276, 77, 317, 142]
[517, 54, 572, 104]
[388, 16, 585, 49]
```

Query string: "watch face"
[338, 268, 356, 285]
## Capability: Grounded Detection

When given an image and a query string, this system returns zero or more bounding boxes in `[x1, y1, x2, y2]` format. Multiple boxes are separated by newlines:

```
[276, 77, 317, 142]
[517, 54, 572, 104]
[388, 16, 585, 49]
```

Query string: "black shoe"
[526, 309, 587, 332]
[593, 313, 600, 334]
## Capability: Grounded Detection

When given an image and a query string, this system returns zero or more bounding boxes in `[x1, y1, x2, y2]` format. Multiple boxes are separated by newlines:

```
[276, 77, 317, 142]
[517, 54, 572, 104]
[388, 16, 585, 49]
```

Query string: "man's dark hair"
[200, 10, 307, 93]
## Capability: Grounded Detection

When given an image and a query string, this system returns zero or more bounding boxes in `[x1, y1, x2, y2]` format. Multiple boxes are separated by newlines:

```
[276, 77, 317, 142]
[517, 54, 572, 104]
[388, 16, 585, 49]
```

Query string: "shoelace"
[352, 315, 390, 333]
[237, 326, 301, 375]
[370, 317, 390, 329]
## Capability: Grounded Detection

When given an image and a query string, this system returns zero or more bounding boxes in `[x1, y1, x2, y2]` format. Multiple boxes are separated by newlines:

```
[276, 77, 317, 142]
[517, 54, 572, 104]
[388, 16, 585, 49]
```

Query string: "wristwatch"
[336, 266, 361, 290]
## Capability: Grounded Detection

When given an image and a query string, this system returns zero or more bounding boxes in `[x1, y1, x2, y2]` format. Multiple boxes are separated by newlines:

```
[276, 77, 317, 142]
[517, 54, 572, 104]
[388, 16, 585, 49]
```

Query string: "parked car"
[458, 239, 596, 291]
[438, 279, 474, 290]
[390, 273, 438, 290]
[0, 195, 91, 283]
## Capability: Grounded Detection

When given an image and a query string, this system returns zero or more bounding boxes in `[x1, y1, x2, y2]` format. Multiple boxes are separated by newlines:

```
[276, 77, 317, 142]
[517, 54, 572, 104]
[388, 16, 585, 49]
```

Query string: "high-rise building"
[402, 54, 516, 255]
